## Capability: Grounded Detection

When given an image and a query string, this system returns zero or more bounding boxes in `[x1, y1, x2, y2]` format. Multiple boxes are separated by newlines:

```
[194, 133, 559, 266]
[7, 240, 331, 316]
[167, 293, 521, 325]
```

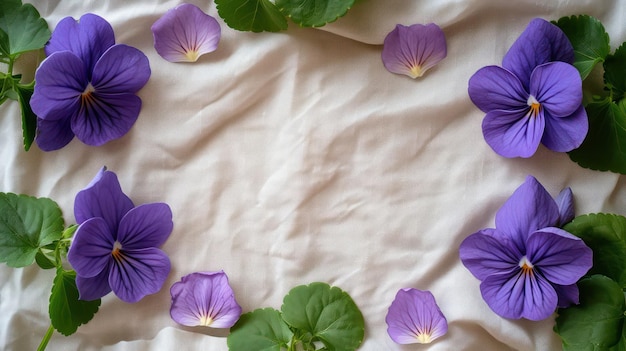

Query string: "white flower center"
[519, 256, 534, 275]
[527, 95, 541, 117]
[111, 241, 123, 262]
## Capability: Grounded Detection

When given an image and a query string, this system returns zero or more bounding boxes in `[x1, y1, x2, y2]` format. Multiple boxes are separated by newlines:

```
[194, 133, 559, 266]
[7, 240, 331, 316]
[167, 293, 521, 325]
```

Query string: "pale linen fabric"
[1, 0, 625, 350]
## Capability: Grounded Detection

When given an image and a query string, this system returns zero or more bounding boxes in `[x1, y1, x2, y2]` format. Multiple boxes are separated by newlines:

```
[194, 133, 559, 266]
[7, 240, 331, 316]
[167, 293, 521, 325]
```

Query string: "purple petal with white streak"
[386, 288, 447, 344]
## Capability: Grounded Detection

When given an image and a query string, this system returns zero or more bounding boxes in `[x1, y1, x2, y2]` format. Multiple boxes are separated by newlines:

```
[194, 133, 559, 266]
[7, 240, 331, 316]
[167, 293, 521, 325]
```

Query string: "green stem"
[37, 324, 54, 351]
[0, 57, 14, 99]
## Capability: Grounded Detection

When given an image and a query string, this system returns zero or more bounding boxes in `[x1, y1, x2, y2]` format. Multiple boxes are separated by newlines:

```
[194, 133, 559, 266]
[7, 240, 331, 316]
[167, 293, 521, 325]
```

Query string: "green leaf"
[35, 249, 56, 269]
[281, 282, 364, 351]
[554, 15, 610, 80]
[568, 98, 626, 173]
[563, 213, 626, 287]
[0, 193, 64, 267]
[555, 275, 625, 351]
[227, 308, 294, 351]
[0, 0, 50, 58]
[605, 43, 626, 102]
[275, 0, 355, 27]
[609, 320, 626, 351]
[14, 82, 36, 151]
[49, 268, 101, 336]
[215, 0, 288, 32]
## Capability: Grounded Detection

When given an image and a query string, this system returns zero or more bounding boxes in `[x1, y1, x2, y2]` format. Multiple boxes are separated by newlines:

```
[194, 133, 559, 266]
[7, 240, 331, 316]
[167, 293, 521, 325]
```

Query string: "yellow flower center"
[416, 332, 433, 343]
[199, 314, 214, 326]
[81, 83, 96, 104]
[527, 95, 541, 117]
[409, 64, 424, 78]
[184, 50, 200, 62]
[111, 241, 124, 262]
[519, 256, 534, 275]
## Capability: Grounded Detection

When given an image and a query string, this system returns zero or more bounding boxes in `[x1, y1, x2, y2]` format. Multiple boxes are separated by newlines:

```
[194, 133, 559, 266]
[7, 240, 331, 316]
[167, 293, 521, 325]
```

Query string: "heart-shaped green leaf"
[568, 98, 626, 173]
[0, 193, 64, 267]
[281, 282, 364, 351]
[605, 43, 626, 102]
[275, 0, 355, 27]
[215, 0, 288, 32]
[49, 268, 101, 336]
[0, 0, 50, 58]
[555, 275, 625, 351]
[227, 308, 294, 350]
[554, 15, 610, 80]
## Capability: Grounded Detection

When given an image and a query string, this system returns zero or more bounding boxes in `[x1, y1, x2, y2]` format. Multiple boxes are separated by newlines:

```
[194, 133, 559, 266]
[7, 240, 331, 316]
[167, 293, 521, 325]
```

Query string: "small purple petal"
[35, 117, 75, 151]
[67, 217, 114, 278]
[382, 23, 447, 79]
[71, 93, 142, 146]
[386, 288, 447, 344]
[74, 168, 134, 230]
[468, 65, 528, 113]
[91, 44, 151, 94]
[109, 247, 171, 303]
[170, 271, 242, 328]
[152, 4, 221, 63]
[502, 18, 574, 89]
[555, 187, 575, 226]
[459, 230, 520, 281]
[117, 203, 173, 250]
[527, 227, 592, 285]
[553, 283, 579, 308]
[45, 13, 115, 77]
[480, 269, 557, 321]
[482, 108, 544, 158]
[530, 62, 583, 117]
[76, 266, 113, 301]
[541, 105, 588, 152]
[494, 176, 560, 252]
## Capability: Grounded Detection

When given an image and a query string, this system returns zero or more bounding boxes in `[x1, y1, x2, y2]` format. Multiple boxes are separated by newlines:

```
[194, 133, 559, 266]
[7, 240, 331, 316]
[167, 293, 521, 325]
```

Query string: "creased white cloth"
[1, 0, 625, 350]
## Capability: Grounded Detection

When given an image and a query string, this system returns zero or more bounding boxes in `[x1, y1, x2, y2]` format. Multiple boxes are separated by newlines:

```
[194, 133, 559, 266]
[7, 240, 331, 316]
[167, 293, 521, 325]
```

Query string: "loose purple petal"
[480, 269, 557, 321]
[74, 168, 134, 230]
[555, 187, 575, 226]
[170, 271, 242, 328]
[502, 18, 574, 89]
[386, 288, 448, 344]
[495, 176, 560, 252]
[152, 4, 221, 63]
[468, 66, 528, 113]
[382, 23, 447, 79]
[35, 117, 75, 151]
[45, 13, 116, 77]
[530, 62, 583, 117]
[541, 105, 588, 152]
[92, 44, 151, 94]
[76, 266, 113, 301]
[71, 93, 142, 146]
[117, 203, 173, 250]
[527, 227, 592, 285]
[67, 217, 114, 278]
[459, 230, 520, 281]
[109, 247, 171, 303]
[482, 108, 544, 158]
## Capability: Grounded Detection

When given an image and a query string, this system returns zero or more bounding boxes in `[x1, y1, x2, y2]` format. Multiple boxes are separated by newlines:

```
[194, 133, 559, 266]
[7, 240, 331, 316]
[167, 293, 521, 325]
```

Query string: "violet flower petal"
[152, 4, 221, 63]
[541, 105, 588, 153]
[482, 108, 544, 158]
[170, 271, 242, 328]
[108, 247, 171, 303]
[381, 23, 447, 79]
[67, 217, 114, 278]
[502, 18, 574, 90]
[76, 266, 113, 301]
[92, 44, 151, 94]
[74, 168, 134, 230]
[117, 203, 173, 250]
[480, 268, 558, 321]
[553, 283, 579, 308]
[385, 288, 448, 344]
[459, 230, 520, 281]
[45, 13, 116, 77]
[30, 51, 85, 121]
[494, 176, 560, 252]
[527, 227, 593, 285]
[468, 65, 527, 113]
[35, 117, 75, 151]
[554, 187, 575, 226]
[530, 62, 583, 117]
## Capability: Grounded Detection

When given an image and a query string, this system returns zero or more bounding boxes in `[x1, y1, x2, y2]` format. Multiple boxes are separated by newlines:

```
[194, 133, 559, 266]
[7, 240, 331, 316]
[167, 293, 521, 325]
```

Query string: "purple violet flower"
[382, 23, 447, 79]
[468, 18, 588, 158]
[30, 13, 151, 151]
[151, 4, 221, 63]
[459, 176, 592, 321]
[67, 167, 173, 303]
[386, 288, 448, 344]
[170, 271, 242, 328]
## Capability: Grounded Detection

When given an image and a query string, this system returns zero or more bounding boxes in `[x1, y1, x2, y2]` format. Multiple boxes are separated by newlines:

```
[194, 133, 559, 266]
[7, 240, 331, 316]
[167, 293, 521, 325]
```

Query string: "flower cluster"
[30, 14, 151, 151]
[468, 19, 588, 158]
[459, 176, 592, 320]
